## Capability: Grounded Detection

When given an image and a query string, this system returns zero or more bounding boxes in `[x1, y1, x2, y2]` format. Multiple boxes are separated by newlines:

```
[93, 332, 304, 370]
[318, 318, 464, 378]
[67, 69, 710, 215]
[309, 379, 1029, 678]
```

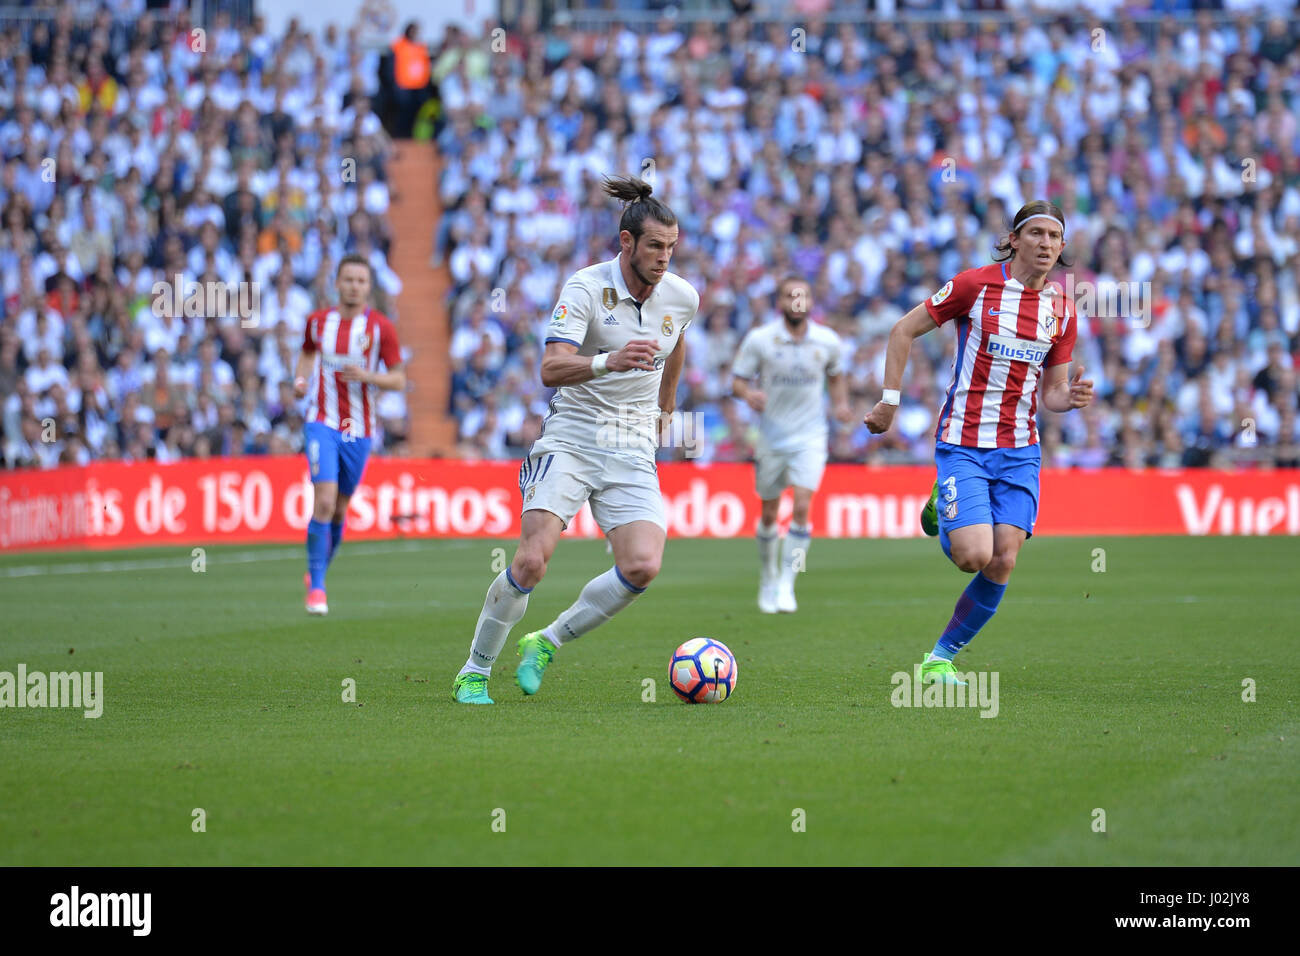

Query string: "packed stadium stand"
[2, 1, 1298, 473]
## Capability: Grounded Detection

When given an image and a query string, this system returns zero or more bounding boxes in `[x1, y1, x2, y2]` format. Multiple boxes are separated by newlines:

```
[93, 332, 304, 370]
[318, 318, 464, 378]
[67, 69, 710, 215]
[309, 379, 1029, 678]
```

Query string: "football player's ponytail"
[602, 175, 677, 242]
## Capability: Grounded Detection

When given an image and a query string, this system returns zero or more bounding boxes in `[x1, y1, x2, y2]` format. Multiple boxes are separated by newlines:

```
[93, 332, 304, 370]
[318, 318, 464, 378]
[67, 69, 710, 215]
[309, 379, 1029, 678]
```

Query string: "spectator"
[390, 22, 432, 139]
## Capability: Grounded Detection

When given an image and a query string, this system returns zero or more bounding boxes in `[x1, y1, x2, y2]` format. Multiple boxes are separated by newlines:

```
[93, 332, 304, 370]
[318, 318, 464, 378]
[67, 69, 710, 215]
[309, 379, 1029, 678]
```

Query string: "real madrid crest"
[661, 315, 674, 336]
[602, 287, 618, 310]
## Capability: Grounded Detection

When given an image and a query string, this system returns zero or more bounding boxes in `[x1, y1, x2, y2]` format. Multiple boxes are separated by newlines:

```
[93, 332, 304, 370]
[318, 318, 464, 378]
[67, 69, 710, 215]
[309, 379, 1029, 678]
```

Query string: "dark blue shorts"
[305, 422, 372, 497]
[934, 440, 1041, 544]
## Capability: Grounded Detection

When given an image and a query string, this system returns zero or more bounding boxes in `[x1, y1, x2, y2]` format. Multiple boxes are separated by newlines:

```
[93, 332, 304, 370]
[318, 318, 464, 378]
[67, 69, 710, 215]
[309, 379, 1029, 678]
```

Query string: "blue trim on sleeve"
[545, 336, 582, 347]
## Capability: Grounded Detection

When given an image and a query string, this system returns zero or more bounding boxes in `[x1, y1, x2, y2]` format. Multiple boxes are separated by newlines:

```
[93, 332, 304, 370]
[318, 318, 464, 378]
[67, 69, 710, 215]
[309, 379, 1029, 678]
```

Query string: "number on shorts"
[942, 476, 957, 502]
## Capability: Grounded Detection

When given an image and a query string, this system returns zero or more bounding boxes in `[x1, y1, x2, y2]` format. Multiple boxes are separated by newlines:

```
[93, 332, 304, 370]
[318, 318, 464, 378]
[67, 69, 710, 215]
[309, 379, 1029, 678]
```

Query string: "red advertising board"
[1, 458, 1299, 552]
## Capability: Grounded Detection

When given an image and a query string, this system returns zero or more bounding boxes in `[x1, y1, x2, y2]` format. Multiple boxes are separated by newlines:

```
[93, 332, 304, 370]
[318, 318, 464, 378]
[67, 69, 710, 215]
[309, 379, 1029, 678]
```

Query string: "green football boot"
[920, 653, 968, 686]
[920, 479, 940, 537]
[516, 631, 556, 695]
[452, 672, 494, 704]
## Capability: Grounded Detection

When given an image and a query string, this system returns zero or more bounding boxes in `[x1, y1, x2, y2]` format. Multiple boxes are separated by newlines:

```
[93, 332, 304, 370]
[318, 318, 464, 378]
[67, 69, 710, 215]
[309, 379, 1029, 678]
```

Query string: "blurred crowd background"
[439, 0, 1300, 469]
[2, 1, 1299, 472]
[1, 1, 407, 468]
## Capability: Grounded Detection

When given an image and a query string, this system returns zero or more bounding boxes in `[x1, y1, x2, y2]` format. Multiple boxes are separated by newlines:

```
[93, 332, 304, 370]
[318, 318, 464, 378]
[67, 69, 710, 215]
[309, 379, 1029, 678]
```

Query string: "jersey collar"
[774, 319, 811, 344]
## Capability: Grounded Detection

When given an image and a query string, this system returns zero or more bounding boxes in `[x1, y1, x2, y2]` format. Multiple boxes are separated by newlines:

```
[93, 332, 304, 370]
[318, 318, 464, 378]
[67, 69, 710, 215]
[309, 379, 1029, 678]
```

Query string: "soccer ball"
[669, 638, 738, 703]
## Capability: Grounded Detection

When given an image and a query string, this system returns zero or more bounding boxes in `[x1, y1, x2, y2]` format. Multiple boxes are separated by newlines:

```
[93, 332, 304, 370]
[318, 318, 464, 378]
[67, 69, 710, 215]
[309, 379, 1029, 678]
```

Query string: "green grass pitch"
[1, 535, 1296, 866]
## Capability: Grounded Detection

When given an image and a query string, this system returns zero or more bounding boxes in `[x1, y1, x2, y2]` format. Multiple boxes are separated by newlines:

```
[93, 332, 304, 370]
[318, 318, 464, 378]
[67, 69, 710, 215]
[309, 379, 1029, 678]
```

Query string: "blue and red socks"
[931, 571, 1006, 661]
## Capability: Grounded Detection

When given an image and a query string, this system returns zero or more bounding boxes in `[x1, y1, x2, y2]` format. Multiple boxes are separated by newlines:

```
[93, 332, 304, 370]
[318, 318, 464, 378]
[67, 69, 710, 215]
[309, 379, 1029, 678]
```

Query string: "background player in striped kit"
[865, 200, 1094, 684]
[451, 175, 698, 704]
[293, 254, 405, 615]
[732, 276, 852, 613]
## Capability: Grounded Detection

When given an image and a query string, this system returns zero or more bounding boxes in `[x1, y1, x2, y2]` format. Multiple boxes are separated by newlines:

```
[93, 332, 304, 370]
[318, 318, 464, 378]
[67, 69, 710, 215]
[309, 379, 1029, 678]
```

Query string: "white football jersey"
[536, 254, 700, 459]
[732, 319, 845, 452]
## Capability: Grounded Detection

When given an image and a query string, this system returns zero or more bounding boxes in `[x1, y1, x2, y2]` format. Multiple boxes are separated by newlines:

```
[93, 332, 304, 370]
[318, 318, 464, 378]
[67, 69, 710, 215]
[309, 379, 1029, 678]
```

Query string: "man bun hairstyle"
[993, 199, 1072, 267]
[602, 174, 677, 242]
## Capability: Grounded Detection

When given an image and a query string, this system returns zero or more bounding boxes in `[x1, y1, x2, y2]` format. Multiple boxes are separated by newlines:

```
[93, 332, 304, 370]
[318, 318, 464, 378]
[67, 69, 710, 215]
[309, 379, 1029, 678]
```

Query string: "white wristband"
[881, 389, 901, 406]
[591, 353, 610, 378]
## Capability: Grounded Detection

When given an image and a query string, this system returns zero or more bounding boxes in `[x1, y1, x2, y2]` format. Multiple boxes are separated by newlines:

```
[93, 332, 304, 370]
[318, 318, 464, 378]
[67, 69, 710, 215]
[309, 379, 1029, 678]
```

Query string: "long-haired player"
[866, 200, 1094, 683]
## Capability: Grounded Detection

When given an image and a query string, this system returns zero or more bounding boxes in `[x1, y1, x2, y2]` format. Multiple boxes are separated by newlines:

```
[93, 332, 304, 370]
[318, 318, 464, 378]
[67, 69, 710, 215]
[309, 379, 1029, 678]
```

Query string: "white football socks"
[460, 568, 531, 676]
[757, 520, 780, 583]
[781, 525, 811, 588]
[543, 566, 645, 646]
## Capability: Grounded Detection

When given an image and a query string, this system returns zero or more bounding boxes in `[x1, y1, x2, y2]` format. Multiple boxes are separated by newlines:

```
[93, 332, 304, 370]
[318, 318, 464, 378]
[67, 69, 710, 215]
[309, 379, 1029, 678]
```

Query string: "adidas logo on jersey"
[603, 313, 619, 326]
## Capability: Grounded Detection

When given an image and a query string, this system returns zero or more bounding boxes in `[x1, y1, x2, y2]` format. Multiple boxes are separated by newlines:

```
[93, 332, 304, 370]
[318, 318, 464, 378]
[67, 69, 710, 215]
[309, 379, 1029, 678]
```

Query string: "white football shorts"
[518, 444, 666, 532]
[754, 440, 828, 500]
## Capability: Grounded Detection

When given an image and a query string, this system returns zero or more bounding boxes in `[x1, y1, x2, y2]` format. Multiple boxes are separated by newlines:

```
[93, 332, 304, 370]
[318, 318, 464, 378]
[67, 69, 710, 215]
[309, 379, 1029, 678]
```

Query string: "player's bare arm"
[732, 375, 766, 412]
[1040, 363, 1094, 412]
[828, 372, 852, 424]
[292, 348, 316, 398]
[340, 363, 406, 391]
[658, 335, 686, 415]
[539, 338, 658, 387]
[865, 303, 938, 433]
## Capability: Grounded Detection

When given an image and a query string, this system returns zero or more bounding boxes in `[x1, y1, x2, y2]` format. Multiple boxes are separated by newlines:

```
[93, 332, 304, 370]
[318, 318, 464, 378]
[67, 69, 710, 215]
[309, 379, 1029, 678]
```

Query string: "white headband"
[1014, 212, 1065, 233]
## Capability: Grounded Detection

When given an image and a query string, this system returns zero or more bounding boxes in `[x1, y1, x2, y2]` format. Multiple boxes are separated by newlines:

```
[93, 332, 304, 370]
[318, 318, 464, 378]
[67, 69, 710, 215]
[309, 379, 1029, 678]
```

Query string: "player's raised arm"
[539, 339, 659, 387]
[1040, 363, 1094, 412]
[339, 318, 406, 391]
[340, 362, 406, 391]
[864, 302, 937, 434]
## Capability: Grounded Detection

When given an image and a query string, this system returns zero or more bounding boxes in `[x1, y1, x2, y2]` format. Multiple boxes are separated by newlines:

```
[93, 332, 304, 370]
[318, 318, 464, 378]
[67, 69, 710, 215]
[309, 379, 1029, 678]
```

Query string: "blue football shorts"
[933, 440, 1041, 545]
[305, 421, 373, 497]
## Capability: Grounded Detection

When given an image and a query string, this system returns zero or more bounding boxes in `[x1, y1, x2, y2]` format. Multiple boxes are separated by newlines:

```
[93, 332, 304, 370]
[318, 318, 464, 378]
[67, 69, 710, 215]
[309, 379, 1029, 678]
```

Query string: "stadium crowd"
[0, 3, 408, 469]
[1, 3, 1298, 473]
[436, 3, 1300, 469]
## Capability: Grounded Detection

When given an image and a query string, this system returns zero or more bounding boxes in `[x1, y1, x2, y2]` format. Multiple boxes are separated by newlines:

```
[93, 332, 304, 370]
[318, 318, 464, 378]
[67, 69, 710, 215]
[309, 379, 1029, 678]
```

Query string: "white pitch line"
[0, 539, 457, 578]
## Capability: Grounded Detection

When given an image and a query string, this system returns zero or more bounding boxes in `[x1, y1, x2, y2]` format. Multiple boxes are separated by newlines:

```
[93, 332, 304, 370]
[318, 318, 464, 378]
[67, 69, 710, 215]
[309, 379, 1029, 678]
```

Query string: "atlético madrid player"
[865, 200, 1093, 684]
[292, 254, 405, 615]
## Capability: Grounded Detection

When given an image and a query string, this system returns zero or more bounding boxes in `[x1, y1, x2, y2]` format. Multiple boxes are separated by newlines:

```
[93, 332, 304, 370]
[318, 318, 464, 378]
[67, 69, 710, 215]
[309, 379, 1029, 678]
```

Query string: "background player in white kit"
[731, 277, 852, 613]
[451, 176, 698, 704]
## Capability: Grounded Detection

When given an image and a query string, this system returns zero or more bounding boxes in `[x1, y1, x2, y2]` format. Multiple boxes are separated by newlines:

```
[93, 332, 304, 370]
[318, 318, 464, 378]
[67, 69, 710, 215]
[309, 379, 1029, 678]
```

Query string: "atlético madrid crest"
[357, 330, 371, 351]
[602, 287, 617, 309]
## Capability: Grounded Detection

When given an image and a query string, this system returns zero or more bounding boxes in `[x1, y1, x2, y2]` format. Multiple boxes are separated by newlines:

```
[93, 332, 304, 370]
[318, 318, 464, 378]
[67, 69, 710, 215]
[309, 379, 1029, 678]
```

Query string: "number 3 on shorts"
[942, 475, 957, 502]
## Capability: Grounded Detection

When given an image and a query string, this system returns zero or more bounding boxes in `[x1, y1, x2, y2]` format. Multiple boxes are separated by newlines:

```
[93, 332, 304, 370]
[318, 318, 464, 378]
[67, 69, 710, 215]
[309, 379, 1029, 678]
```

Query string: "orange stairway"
[388, 140, 456, 455]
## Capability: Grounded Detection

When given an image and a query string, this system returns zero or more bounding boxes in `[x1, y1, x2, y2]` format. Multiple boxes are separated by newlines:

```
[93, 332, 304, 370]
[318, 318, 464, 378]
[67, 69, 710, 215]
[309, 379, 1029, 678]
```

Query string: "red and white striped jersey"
[302, 307, 401, 439]
[924, 262, 1077, 449]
